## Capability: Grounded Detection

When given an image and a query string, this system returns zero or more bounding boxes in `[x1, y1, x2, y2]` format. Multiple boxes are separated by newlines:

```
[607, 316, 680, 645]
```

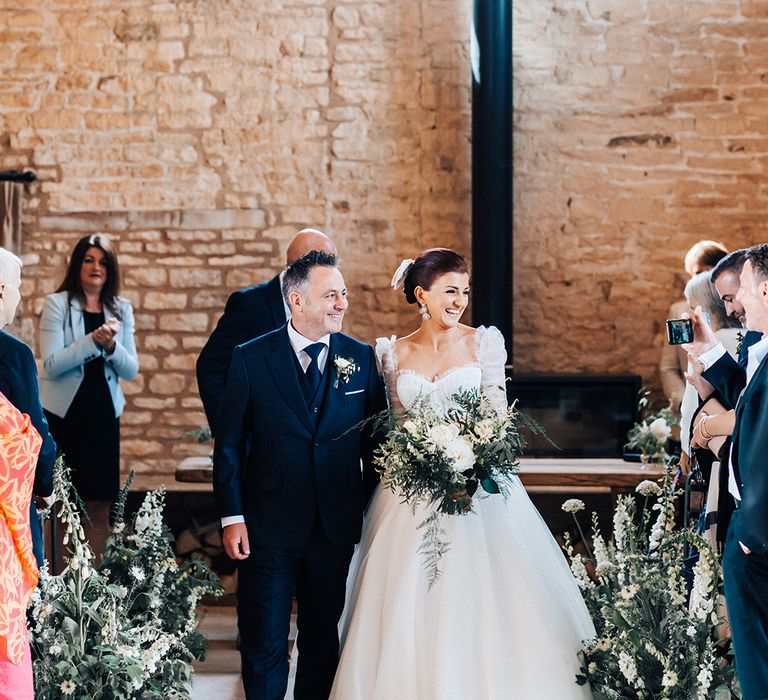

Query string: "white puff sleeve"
[476, 325, 508, 416]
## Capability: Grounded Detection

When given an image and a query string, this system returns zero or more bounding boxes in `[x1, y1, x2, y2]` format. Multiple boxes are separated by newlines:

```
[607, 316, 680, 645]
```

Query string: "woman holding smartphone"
[39, 234, 138, 558]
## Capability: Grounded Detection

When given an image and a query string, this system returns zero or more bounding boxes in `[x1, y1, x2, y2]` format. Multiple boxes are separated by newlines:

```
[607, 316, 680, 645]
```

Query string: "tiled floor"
[190, 604, 297, 700]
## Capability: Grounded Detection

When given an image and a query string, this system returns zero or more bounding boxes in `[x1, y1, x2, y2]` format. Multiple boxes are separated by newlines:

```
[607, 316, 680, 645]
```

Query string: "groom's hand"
[223, 523, 251, 560]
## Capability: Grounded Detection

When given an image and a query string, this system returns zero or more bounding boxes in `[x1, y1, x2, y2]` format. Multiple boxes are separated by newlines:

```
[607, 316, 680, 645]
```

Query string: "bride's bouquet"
[374, 387, 526, 586]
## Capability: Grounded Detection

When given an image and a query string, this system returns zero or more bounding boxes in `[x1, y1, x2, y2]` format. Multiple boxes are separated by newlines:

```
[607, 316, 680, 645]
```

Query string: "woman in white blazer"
[39, 234, 138, 557]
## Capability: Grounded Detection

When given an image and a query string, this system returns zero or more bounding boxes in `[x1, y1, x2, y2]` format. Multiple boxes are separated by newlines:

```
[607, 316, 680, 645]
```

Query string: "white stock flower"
[427, 423, 460, 450]
[561, 499, 586, 514]
[635, 480, 661, 497]
[648, 417, 671, 442]
[445, 437, 475, 473]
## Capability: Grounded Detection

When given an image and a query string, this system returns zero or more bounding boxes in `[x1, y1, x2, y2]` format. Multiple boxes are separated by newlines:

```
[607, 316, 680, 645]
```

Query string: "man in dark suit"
[196, 229, 336, 436]
[214, 251, 385, 700]
[0, 248, 57, 565]
[692, 244, 768, 699]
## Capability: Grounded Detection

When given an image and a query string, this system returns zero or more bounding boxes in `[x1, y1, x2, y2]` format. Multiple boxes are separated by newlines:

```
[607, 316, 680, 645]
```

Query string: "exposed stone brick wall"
[1, 1, 471, 476]
[513, 0, 767, 387]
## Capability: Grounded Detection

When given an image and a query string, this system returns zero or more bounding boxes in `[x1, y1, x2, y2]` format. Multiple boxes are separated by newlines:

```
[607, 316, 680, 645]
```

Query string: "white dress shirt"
[220, 322, 330, 528]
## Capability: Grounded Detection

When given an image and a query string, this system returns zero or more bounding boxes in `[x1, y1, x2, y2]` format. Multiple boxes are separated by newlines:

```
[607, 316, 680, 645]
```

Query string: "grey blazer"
[39, 291, 139, 418]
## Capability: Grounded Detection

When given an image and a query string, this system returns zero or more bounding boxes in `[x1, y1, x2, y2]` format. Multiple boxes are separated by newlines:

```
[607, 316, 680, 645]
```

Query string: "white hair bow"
[391, 258, 415, 289]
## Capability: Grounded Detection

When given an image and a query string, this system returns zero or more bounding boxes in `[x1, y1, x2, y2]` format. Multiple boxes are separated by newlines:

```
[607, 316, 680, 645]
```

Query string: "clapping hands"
[92, 318, 120, 353]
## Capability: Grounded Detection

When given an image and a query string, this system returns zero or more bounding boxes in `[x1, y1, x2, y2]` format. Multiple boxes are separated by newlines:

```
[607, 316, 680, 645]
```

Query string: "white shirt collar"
[286, 320, 329, 354]
[746, 335, 768, 385]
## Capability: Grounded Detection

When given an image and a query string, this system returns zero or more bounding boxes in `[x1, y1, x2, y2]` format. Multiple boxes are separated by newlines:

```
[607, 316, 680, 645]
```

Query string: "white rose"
[427, 423, 460, 450]
[648, 417, 671, 442]
[473, 419, 496, 442]
[445, 437, 475, 473]
[335, 358, 352, 370]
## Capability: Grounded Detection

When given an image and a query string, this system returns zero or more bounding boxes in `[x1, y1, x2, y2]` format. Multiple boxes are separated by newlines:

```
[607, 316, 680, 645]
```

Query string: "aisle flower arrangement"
[373, 386, 527, 586]
[562, 468, 731, 699]
[29, 458, 221, 699]
[625, 393, 679, 463]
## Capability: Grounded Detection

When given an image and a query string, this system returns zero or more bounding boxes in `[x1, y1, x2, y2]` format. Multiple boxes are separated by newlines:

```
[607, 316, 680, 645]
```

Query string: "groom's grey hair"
[282, 250, 339, 302]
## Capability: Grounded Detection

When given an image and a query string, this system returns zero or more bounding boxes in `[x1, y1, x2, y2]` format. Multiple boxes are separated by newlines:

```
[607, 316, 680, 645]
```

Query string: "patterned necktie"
[304, 342, 325, 395]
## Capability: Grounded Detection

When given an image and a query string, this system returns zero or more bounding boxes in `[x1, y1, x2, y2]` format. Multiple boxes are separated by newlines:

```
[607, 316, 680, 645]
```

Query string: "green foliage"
[625, 392, 680, 461]
[29, 457, 221, 699]
[563, 467, 734, 699]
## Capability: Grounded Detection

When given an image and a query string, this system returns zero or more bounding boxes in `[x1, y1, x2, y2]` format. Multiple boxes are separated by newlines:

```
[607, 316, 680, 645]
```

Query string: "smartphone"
[666, 318, 693, 345]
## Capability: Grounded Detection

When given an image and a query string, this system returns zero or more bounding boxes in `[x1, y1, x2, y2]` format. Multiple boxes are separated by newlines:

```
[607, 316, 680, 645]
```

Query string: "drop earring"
[419, 304, 431, 321]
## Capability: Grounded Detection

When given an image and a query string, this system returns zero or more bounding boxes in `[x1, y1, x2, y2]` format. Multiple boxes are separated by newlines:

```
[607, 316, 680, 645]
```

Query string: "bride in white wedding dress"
[329, 249, 595, 700]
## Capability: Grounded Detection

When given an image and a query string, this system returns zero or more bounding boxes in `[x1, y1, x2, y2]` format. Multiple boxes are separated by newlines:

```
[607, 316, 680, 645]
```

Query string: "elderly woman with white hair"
[679, 270, 741, 461]
[0, 247, 57, 699]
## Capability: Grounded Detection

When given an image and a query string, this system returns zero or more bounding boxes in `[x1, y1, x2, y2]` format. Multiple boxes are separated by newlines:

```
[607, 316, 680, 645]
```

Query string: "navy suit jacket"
[727, 353, 768, 552]
[0, 329, 56, 497]
[213, 325, 386, 549]
[197, 275, 285, 435]
[701, 331, 762, 410]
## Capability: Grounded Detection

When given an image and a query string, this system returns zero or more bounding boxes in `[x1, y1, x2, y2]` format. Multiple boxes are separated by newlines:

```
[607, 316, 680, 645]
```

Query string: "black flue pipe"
[0, 170, 36, 183]
[471, 0, 512, 360]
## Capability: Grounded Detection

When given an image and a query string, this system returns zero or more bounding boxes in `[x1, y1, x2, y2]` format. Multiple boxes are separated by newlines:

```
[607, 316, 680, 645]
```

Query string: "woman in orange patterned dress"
[0, 389, 42, 699]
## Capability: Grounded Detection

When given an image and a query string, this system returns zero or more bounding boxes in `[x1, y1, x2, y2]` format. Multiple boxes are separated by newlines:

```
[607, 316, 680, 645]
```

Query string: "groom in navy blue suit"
[213, 251, 385, 700]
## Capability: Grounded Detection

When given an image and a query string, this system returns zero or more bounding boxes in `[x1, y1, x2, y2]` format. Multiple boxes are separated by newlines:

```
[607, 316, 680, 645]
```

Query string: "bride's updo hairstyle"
[402, 248, 469, 304]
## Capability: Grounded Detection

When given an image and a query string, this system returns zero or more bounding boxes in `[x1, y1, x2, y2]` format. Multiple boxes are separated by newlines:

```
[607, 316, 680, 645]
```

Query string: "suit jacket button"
[313, 407, 318, 413]
[314, 442, 319, 447]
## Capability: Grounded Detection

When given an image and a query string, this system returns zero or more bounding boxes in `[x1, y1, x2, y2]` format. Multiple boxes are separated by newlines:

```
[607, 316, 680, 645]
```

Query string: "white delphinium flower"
[635, 480, 661, 497]
[689, 554, 715, 622]
[613, 499, 630, 551]
[648, 502, 668, 551]
[569, 553, 593, 590]
[592, 534, 613, 578]
[695, 659, 714, 699]
[561, 499, 586, 514]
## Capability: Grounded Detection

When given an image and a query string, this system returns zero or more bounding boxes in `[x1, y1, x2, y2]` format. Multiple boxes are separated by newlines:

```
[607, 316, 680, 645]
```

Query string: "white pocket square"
[344, 389, 365, 395]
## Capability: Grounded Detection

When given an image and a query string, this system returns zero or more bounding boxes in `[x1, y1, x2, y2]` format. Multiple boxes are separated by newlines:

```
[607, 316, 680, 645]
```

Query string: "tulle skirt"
[330, 478, 596, 699]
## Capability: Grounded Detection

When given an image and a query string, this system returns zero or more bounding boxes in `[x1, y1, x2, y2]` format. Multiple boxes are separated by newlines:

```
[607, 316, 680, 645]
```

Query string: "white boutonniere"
[736, 331, 745, 356]
[333, 355, 359, 388]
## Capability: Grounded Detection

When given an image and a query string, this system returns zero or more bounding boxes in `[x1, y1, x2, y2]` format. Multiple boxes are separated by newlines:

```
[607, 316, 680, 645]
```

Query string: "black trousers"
[723, 511, 768, 700]
[236, 517, 353, 700]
